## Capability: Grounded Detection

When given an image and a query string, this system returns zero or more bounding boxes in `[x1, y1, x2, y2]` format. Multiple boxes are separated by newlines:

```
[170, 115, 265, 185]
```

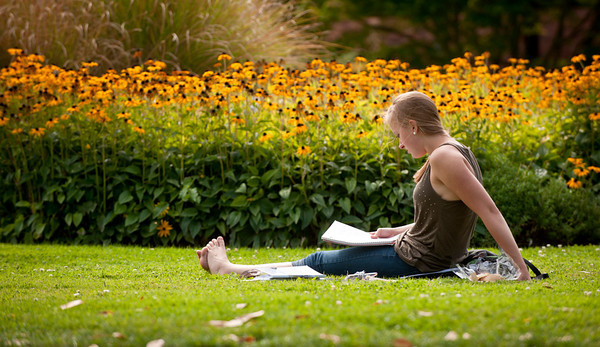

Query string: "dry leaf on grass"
[209, 310, 265, 328]
[146, 338, 165, 347]
[319, 333, 341, 344]
[223, 334, 256, 343]
[444, 331, 459, 341]
[417, 311, 433, 317]
[112, 332, 126, 339]
[393, 338, 413, 347]
[60, 299, 83, 310]
[235, 303, 247, 309]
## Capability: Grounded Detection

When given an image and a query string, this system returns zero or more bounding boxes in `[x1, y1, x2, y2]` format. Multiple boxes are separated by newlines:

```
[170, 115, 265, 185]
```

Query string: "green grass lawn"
[0, 243, 598, 346]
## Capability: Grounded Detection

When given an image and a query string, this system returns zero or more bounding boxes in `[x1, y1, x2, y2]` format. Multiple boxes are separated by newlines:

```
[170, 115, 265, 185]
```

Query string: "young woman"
[196, 91, 532, 281]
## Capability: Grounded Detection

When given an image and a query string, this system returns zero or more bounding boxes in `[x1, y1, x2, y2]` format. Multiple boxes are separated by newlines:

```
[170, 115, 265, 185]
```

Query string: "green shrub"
[476, 153, 600, 246]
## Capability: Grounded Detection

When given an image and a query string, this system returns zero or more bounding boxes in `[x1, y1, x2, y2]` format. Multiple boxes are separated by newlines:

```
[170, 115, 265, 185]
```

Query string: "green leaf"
[138, 209, 151, 223]
[189, 221, 202, 238]
[301, 207, 314, 229]
[279, 187, 292, 199]
[345, 178, 357, 194]
[125, 214, 138, 227]
[15, 201, 30, 208]
[227, 211, 242, 227]
[118, 191, 133, 205]
[73, 212, 83, 227]
[180, 208, 199, 217]
[65, 213, 73, 226]
[153, 202, 169, 218]
[339, 197, 351, 214]
[123, 165, 141, 176]
[235, 183, 247, 193]
[231, 195, 249, 208]
[310, 194, 326, 208]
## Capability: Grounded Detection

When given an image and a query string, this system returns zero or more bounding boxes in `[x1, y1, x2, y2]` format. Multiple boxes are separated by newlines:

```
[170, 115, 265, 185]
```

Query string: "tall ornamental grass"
[0, 50, 598, 247]
[0, 0, 327, 73]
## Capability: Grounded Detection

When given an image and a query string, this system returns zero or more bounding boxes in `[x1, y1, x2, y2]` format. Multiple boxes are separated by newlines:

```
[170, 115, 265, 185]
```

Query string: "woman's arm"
[371, 223, 414, 239]
[430, 149, 531, 281]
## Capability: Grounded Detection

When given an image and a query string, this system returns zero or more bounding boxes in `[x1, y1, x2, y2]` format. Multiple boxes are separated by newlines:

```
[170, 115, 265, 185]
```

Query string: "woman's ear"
[408, 120, 418, 134]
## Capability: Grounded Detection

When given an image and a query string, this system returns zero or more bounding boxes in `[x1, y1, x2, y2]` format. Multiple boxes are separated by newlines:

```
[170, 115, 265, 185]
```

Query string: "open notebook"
[321, 220, 399, 246]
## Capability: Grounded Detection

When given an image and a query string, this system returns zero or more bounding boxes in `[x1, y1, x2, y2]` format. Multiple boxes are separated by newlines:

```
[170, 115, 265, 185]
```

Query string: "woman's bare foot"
[195, 247, 209, 272]
[206, 236, 234, 275]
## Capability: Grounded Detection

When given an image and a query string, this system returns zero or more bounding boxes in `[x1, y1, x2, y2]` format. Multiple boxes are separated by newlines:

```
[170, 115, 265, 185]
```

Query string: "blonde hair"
[385, 91, 447, 182]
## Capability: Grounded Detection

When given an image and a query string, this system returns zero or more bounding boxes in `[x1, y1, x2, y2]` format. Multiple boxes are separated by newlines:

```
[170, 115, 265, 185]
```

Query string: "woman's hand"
[370, 227, 402, 239]
[517, 269, 532, 281]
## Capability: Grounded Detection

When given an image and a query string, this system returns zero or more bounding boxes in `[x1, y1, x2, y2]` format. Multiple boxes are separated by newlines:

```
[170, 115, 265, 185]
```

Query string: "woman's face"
[389, 119, 426, 158]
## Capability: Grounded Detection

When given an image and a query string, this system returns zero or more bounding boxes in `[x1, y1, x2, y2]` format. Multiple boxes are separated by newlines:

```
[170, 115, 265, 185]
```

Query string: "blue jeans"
[292, 246, 421, 277]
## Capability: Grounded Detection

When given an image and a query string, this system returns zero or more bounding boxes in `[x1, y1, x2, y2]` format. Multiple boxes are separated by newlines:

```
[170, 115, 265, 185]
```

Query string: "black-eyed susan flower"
[45, 118, 59, 128]
[294, 123, 308, 134]
[157, 220, 173, 238]
[566, 178, 583, 189]
[296, 146, 311, 156]
[12, 128, 23, 135]
[574, 167, 590, 177]
[590, 112, 600, 121]
[7, 48, 23, 56]
[231, 116, 245, 125]
[588, 166, 600, 174]
[259, 132, 273, 142]
[29, 127, 46, 137]
[217, 53, 232, 61]
[133, 126, 145, 135]
[571, 54, 586, 64]
[0, 117, 8, 126]
[357, 131, 368, 138]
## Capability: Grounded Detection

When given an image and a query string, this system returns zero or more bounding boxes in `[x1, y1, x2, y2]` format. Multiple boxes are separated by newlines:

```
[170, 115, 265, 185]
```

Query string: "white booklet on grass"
[321, 220, 399, 246]
[247, 266, 326, 281]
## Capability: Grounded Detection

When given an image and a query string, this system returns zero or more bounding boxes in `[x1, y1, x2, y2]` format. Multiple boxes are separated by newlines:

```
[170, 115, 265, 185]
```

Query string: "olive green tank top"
[394, 143, 483, 272]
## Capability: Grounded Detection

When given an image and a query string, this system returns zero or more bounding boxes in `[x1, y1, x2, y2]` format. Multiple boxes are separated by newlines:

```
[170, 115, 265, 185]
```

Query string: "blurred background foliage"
[306, 0, 600, 68]
[2, 0, 599, 73]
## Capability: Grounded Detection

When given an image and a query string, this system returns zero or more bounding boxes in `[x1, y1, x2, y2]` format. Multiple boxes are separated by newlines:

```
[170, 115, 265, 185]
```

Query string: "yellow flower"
[573, 167, 590, 177]
[355, 56, 367, 63]
[157, 220, 173, 238]
[217, 53, 232, 61]
[29, 127, 46, 137]
[259, 132, 273, 142]
[294, 123, 308, 134]
[12, 128, 23, 135]
[357, 131, 368, 138]
[296, 146, 311, 156]
[231, 116, 245, 125]
[566, 178, 583, 189]
[588, 166, 600, 174]
[0, 117, 8, 126]
[45, 118, 59, 128]
[133, 126, 145, 135]
[571, 54, 586, 64]
[567, 158, 585, 167]
[590, 112, 600, 121]
[7, 48, 23, 56]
